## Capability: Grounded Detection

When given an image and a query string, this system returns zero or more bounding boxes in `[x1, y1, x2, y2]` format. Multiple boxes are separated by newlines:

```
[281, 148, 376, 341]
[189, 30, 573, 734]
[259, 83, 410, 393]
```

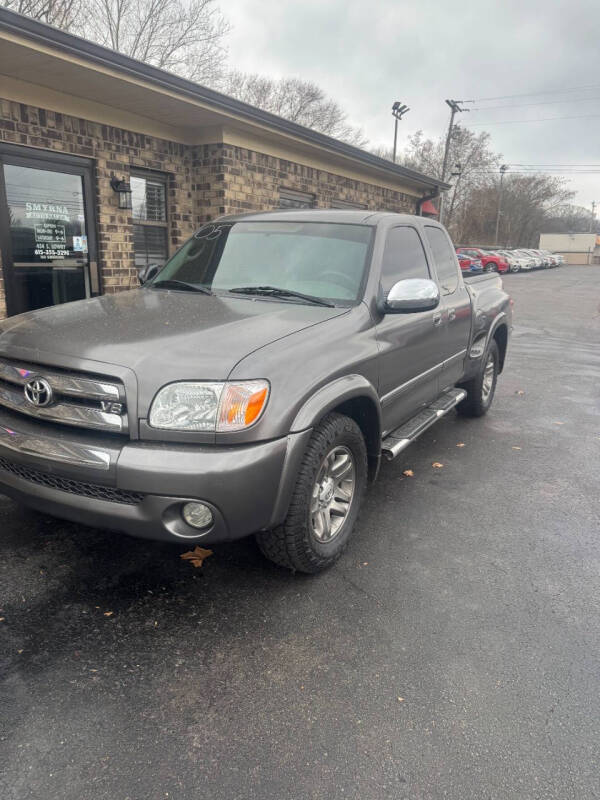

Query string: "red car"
[456, 247, 509, 273]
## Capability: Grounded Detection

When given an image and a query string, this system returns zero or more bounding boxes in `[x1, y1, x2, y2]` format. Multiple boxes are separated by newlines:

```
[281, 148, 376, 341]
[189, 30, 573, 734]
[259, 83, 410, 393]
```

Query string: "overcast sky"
[223, 0, 600, 208]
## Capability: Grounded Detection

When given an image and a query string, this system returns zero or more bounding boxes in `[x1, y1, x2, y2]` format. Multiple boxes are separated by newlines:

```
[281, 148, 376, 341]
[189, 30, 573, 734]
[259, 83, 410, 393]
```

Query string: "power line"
[470, 96, 600, 111]
[466, 113, 600, 126]
[463, 83, 600, 103]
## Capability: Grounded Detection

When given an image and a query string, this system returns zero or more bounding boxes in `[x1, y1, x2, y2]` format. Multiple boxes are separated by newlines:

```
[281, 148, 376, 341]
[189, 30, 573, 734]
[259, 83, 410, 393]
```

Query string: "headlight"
[149, 380, 269, 432]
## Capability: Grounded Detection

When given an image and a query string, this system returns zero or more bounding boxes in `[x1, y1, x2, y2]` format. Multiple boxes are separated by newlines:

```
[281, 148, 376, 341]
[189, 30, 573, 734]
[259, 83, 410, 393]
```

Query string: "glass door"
[0, 146, 98, 317]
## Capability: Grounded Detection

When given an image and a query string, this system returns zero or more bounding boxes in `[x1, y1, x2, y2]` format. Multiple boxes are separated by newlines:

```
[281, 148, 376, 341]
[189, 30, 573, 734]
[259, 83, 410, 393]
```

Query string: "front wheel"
[510, 263, 520, 273]
[256, 413, 367, 573]
[457, 340, 499, 417]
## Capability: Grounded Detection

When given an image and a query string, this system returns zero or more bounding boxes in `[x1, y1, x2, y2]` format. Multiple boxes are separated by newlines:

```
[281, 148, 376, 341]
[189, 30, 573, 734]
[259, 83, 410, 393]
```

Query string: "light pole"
[392, 102, 410, 163]
[494, 164, 508, 245]
[590, 200, 597, 232]
[439, 100, 468, 223]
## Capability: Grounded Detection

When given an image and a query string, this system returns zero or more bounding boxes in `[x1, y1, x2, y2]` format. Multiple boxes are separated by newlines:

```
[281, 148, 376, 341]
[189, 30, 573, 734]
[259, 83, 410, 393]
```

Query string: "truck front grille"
[0, 456, 143, 505]
[0, 357, 128, 435]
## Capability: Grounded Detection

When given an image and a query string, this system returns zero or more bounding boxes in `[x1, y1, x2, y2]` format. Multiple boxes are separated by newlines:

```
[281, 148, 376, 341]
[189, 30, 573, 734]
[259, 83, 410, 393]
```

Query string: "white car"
[496, 250, 528, 272]
[508, 250, 536, 271]
[520, 249, 544, 268]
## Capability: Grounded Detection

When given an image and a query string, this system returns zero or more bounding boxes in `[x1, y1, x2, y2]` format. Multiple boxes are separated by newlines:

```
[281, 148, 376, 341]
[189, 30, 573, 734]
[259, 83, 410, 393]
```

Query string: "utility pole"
[447, 162, 463, 228]
[494, 164, 509, 245]
[590, 200, 596, 232]
[439, 100, 468, 223]
[391, 102, 410, 163]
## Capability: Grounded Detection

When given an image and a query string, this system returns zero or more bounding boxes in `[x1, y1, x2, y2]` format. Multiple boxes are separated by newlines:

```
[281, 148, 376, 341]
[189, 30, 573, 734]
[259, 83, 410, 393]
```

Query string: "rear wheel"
[510, 263, 520, 273]
[457, 340, 499, 417]
[256, 413, 367, 573]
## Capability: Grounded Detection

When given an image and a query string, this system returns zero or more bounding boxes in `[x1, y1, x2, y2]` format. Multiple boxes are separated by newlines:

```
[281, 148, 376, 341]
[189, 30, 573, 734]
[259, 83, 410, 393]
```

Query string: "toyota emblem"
[24, 377, 54, 408]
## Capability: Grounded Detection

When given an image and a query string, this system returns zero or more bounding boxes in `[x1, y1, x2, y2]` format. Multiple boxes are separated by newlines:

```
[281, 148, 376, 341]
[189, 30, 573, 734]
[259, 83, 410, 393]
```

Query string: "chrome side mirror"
[138, 263, 161, 285]
[384, 278, 440, 313]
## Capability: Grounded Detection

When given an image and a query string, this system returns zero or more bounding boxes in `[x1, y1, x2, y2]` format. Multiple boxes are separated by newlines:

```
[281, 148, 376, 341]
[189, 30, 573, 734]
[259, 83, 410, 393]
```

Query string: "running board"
[381, 388, 467, 461]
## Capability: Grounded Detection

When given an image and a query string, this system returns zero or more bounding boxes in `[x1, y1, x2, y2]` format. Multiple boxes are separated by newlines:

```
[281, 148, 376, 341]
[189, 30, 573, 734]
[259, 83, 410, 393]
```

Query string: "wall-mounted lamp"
[110, 175, 132, 210]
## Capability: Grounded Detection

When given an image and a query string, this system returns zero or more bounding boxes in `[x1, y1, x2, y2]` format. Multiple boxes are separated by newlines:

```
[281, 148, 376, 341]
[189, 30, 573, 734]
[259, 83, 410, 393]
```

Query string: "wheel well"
[493, 324, 508, 372]
[333, 396, 381, 482]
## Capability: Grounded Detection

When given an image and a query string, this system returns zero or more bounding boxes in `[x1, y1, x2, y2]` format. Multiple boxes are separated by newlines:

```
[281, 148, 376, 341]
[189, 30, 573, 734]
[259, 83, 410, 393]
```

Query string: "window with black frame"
[131, 172, 168, 269]
[278, 188, 315, 209]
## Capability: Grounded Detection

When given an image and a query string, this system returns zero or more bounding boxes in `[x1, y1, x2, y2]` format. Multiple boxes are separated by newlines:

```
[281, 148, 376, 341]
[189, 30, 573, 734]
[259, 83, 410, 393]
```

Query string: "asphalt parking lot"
[1, 266, 599, 800]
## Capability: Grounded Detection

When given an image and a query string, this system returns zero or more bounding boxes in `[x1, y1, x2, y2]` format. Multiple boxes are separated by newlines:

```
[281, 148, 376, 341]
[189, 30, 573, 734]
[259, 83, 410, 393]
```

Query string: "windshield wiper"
[151, 279, 212, 294]
[228, 285, 335, 308]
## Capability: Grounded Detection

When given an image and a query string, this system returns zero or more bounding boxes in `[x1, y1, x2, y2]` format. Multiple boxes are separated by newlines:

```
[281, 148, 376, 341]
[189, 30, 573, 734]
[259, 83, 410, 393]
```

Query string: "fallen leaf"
[103, 611, 113, 617]
[512, 446, 521, 451]
[17, 649, 23, 654]
[432, 462, 444, 469]
[402, 469, 414, 477]
[0, 617, 5, 622]
[181, 546, 213, 568]
[516, 390, 525, 396]
[456, 442, 465, 448]
[397, 697, 404, 702]
[553, 421, 565, 425]
[363, 562, 369, 566]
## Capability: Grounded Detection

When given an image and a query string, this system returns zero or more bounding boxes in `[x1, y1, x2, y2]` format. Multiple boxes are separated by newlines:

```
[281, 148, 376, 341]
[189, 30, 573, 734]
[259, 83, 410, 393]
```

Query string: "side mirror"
[383, 278, 440, 313]
[138, 263, 161, 285]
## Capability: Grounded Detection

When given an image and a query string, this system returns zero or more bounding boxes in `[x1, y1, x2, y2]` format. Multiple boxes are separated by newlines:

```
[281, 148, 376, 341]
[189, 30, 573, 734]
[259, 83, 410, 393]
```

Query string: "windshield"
[150, 221, 373, 305]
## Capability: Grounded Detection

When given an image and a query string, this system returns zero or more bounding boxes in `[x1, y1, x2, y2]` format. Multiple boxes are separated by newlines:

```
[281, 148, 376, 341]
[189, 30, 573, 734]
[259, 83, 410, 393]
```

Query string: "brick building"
[0, 8, 447, 320]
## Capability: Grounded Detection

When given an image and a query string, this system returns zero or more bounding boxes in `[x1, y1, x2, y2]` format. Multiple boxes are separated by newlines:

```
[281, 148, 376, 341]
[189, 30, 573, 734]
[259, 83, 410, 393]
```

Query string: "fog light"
[182, 502, 214, 530]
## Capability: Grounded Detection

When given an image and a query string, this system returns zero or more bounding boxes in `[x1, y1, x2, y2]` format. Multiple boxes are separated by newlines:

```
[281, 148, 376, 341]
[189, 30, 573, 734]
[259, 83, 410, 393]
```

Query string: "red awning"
[421, 200, 439, 216]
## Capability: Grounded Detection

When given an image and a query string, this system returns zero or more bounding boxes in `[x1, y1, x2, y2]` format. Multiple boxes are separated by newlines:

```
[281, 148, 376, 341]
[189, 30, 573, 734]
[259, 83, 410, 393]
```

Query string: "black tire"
[457, 339, 499, 417]
[256, 413, 367, 573]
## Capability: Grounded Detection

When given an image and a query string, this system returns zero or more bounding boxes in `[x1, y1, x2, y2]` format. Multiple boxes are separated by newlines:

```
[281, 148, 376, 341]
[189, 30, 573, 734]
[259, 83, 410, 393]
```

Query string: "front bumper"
[0, 410, 312, 543]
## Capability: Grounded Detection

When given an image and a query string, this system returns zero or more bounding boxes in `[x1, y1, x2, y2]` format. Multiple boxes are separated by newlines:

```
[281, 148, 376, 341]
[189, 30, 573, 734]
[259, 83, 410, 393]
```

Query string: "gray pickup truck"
[0, 210, 511, 573]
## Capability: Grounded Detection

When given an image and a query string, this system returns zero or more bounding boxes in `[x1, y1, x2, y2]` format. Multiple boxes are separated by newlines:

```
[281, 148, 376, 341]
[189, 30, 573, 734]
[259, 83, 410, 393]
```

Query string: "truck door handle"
[432, 312, 442, 327]
[448, 307, 456, 322]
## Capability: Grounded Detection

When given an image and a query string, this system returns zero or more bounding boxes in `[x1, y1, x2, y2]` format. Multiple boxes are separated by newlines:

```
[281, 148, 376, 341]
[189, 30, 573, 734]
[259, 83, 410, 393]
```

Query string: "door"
[423, 225, 472, 389]
[0, 146, 98, 317]
[376, 225, 444, 434]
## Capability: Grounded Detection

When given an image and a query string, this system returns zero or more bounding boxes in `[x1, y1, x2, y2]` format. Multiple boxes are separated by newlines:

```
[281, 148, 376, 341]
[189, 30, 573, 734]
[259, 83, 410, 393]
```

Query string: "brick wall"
[0, 98, 197, 318]
[198, 143, 418, 217]
[0, 100, 421, 319]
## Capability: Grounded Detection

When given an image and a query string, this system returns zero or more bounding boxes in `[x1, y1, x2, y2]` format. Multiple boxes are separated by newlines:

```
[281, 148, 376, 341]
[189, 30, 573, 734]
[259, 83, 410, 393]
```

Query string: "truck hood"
[0, 288, 347, 389]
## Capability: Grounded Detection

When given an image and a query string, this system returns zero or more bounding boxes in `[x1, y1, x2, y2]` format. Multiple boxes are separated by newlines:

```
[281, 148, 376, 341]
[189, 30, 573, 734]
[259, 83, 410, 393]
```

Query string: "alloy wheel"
[481, 354, 496, 403]
[310, 445, 356, 542]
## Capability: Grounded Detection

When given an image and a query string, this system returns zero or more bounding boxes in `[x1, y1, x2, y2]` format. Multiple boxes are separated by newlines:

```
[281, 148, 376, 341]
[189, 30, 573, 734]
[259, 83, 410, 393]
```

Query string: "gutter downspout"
[416, 188, 441, 217]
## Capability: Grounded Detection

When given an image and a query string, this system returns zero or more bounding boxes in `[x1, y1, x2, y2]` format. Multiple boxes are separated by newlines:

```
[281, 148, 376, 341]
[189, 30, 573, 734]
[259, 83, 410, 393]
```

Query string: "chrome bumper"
[0, 423, 111, 470]
[0, 410, 311, 543]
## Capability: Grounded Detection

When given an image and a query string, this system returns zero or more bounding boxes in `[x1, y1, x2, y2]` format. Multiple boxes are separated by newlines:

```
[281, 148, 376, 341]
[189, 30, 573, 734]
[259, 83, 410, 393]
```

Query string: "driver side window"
[380, 226, 430, 295]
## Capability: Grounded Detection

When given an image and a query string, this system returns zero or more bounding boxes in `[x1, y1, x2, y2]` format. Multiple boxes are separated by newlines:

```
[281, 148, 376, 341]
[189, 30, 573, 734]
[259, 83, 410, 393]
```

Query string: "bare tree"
[2, 0, 80, 28]
[218, 71, 367, 147]
[81, 0, 229, 83]
[3, 0, 229, 83]
[541, 204, 594, 234]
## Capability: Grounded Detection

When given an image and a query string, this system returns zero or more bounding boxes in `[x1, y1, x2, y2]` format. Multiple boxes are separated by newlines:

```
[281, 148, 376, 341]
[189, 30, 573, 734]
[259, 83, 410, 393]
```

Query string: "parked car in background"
[519, 249, 544, 268]
[512, 250, 537, 270]
[540, 250, 559, 266]
[496, 250, 533, 272]
[456, 247, 509, 273]
[457, 253, 484, 273]
[491, 250, 520, 273]
[532, 249, 552, 267]
[553, 253, 565, 265]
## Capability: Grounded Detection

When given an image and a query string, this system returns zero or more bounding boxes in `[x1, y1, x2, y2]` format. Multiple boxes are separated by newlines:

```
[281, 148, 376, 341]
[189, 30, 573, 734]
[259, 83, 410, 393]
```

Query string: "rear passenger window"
[380, 226, 430, 294]
[425, 226, 459, 294]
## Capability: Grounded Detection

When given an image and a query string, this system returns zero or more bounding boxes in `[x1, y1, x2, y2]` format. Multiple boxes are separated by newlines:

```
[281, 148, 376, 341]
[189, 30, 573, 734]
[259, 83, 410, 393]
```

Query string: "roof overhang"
[0, 8, 449, 195]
